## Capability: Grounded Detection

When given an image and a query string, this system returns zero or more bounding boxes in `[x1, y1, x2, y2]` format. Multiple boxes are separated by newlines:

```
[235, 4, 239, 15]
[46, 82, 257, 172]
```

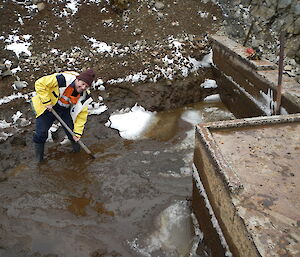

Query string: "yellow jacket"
[31, 71, 93, 137]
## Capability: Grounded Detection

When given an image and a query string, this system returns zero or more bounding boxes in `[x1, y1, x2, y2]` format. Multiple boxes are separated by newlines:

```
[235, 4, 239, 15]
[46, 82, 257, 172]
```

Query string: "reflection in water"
[145, 102, 235, 142]
[68, 196, 114, 217]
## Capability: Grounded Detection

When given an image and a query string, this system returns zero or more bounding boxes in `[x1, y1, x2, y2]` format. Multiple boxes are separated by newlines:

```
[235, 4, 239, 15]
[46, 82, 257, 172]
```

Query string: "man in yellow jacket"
[31, 69, 95, 162]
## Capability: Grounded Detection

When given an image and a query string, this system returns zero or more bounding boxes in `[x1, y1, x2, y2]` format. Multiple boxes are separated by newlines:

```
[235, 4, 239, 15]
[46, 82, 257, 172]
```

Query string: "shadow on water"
[0, 100, 234, 257]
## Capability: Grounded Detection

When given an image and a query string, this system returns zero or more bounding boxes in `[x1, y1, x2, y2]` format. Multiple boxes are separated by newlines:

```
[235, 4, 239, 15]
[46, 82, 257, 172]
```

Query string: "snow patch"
[203, 94, 221, 102]
[201, 79, 218, 89]
[5, 34, 32, 58]
[106, 104, 156, 140]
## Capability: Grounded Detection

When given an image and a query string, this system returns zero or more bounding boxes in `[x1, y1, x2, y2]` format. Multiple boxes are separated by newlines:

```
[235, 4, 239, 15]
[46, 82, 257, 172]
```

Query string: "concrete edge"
[209, 35, 277, 71]
[195, 113, 300, 194]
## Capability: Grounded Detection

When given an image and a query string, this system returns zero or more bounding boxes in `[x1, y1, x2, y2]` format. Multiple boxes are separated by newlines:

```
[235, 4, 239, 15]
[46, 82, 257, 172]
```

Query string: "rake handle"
[51, 109, 95, 159]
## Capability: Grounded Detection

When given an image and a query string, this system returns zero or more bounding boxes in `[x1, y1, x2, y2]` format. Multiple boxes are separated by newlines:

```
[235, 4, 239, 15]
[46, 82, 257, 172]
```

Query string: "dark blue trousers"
[33, 104, 74, 144]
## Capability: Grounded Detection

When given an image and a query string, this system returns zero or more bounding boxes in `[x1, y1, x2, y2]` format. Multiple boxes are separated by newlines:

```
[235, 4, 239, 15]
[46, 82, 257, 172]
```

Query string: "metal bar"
[275, 30, 285, 115]
[243, 20, 254, 46]
[51, 109, 96, 159]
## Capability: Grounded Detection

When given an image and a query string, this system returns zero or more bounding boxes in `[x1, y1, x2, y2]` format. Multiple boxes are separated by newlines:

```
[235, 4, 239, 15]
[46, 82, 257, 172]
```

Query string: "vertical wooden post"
[275, 31, 285, 115]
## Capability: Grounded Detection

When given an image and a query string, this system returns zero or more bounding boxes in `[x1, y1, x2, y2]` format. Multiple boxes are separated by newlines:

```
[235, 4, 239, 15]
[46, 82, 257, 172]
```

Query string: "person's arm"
[73, 106, 89, 139]
[34, 74, 58, 109]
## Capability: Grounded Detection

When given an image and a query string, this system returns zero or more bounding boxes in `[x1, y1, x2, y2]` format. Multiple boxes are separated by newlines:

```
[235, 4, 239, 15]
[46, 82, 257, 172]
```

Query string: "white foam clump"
[106, 104, 156, 140]
[129, 201, 195, 256]
[181, 110, 202, 125]
[201, 79, 218, 89]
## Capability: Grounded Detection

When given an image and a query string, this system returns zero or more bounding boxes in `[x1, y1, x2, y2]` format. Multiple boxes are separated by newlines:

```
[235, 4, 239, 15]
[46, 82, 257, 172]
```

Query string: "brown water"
[0, 101, 234, 257]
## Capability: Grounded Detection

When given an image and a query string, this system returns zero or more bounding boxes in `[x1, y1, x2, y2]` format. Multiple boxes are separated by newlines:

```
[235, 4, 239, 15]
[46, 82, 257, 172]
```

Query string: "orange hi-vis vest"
[58, 84, 80, 108]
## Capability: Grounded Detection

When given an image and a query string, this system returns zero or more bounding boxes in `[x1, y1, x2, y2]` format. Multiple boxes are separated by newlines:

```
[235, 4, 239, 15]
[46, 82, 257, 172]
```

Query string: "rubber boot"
[34, 143, 44, 162]
[71, 141, 80, 153]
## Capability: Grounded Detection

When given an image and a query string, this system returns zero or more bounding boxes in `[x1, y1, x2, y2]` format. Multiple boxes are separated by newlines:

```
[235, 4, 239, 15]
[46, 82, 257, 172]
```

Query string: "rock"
[13, 80, 28, 90]
[1, 69, 13, 77]
[19, 118, 31, 127]
[157, 12, 164, 19]
[133, 28, 142, 35]
[294, 17, 300, 35]
[284, 64, 292, 71]
[36, 2, 45, 11]
[11, 135, 27, 146]
[0, 63, 6, 70]
[278, 0, 292, 9]
[252, 5, 276, 20]
[154, 1, 165, 10]
[294, 2, 300, 15]
[0, 173, 8, 182]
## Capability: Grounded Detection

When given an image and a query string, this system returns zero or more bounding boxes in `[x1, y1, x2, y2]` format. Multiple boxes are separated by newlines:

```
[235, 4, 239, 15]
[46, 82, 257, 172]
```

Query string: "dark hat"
[77, 69, 96, 87]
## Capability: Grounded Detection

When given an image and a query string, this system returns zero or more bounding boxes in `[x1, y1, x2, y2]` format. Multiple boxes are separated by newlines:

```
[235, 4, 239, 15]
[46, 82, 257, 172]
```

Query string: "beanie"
[76, 69, 96, 87]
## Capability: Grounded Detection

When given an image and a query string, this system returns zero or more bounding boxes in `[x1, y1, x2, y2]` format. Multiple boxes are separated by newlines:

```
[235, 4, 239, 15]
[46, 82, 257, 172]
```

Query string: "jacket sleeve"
[35, 74, 58, 106]
[73, 106, 88, 137]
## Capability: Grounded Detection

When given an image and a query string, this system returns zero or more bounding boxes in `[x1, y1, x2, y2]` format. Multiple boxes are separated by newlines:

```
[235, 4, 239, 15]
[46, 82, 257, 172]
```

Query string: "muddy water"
[0, 101, 234, 257]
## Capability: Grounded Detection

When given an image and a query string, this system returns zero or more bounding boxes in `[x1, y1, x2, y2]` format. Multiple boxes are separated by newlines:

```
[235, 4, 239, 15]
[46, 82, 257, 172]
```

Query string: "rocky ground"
[0, 0, 299, 175]
[0, 0, 223, 173]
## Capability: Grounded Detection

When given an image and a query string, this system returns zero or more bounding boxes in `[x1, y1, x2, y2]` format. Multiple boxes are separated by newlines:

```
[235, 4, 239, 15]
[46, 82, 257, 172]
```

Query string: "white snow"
[66, 0, 80, 15]
[47, 123, 60, 143]
[0, 120, 11, 129]
[0, 93, 29, 105]
[12, 111, 22, 123]
[106, 104, 156, 140]
[193, 164, 233, 257]
[88, 104, 108, 115]
[201, 79, 218, 89]
[84, 36, 112, 53]
[203, 94, 221, 102]
[5, 34, 32, 58]
[0, 132, 13, 142]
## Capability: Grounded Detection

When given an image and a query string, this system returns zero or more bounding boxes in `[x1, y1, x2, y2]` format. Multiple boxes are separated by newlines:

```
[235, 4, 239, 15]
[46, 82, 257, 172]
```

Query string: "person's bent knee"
[33, 131, 48, 144]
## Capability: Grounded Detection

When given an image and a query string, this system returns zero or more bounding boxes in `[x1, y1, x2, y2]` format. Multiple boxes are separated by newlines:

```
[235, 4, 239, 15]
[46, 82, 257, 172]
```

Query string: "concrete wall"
[192, 35, 300, 256]
[210, 35, 300, 118]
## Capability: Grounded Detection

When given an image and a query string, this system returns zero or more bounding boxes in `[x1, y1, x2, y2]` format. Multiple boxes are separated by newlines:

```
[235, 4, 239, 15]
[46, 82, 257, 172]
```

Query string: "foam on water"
[129, 200, 198, 256]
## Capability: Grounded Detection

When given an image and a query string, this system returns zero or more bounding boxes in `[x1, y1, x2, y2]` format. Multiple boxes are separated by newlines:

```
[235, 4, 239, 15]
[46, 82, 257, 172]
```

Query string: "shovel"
[51, 109, 96, 159]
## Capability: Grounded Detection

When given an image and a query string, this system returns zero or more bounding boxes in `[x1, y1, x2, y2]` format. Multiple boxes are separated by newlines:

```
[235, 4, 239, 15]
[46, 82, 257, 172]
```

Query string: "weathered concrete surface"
[210, 35, 300, 117]
[193, 113, 300, 257]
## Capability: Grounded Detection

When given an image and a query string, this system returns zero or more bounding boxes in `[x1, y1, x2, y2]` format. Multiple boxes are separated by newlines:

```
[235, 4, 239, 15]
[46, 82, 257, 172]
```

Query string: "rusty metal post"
[275, 31, 285, 115]
[243, 21, 254, 46]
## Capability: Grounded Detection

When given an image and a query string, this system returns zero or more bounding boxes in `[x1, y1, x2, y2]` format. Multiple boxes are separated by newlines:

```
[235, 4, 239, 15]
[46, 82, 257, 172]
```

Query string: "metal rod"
[51, 109, 96, 159]
[275, 30, 285, 115]
[243, 20, 254, 46]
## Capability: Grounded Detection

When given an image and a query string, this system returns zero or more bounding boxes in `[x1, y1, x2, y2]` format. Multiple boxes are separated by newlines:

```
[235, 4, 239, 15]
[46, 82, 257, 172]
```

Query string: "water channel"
[0, 98, 234, 257]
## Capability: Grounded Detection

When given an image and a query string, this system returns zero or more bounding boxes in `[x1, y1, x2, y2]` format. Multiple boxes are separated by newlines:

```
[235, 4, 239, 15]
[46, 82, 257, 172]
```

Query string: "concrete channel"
[192, 35, 300, 257]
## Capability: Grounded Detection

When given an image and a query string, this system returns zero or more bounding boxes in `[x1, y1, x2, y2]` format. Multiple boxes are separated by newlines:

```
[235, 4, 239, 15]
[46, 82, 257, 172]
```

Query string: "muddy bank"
[104, 67, 217, 112]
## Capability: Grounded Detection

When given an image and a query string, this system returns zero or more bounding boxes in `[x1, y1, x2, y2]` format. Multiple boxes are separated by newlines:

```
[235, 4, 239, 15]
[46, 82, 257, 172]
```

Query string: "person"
[31, 69, 95, 162]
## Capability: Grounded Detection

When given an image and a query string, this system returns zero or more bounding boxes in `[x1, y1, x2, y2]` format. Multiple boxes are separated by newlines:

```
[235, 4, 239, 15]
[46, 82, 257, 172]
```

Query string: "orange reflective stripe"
[70, 95, 80, 104]
[58, 85, 80, 106]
